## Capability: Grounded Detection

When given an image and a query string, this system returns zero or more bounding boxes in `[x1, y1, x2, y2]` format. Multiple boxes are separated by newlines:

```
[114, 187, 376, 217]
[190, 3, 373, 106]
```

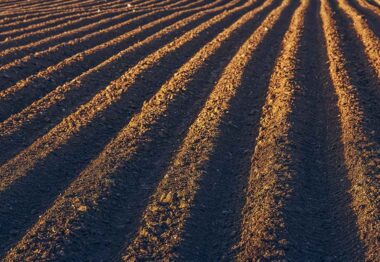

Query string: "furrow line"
[159, 0, 208, 9]
[0, 10, 127, 50]
[325, 0, 380, 132]
[0, 0, 234, 158]
[0, 0, 77, 11]
[0, 8, 88, 23]
[0, 0, 196, 61]
[0, 0, 207, 70]
[1, 0, 266, 257]
[1, 0, 97, 10]
[0, 0, 173, 18]
[30, 0, 129, 11]
[124, 0, 296, 260]
[0, 11, 149, 65]
[0, 0, 201, 48]
[349, 0, 380, 38]
[0, 0, 22, 8]
[6, 0, 104, 10]
[0, 7, 182, 77]
[238, 0, 363, 260]
[0, 1, 20, 8]
[0, 0, 176, 30]
[236, 0, 322, 260]
[321, 0, 380, 260]
[0, 0, 102, 18]
[131, 0, 187, 10]
[288, 0, 365, 258]
[0, 10, 94, 31]
[357, 0, 380, 16]
[174, 2, 297, 260]
[365, 0, 380, 8]
[0, 0, 122, 14]
[0, 0, 251, 202]
[0, 0, 220, 121]
[0, 0, 147, 39]
[0, 0, 132, 26]
[0, 10, 103, 40]
[337, 0, 380, 77]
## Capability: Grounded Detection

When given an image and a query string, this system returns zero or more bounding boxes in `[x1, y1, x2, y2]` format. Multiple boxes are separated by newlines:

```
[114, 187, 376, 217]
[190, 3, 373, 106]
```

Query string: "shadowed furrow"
[0, 0, 225, 122]
[237, 0, 363, 260]
[1, 2, 267, 260]
[0, 1, 191, 65]
[0, 0, 209, 89]
[124, 0, 296, 259]
[321, 0, 380, 259]
[337, 0, 380, 77]
[0, 0, 378, 260]
[0, 0, 258, 258]
[0, 0, 242, 166]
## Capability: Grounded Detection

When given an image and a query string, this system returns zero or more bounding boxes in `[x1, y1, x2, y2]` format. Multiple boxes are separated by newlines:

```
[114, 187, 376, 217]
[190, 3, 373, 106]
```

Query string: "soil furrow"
[326, 0, 380, 141]
[173, 2, 298, 261]
[2, 0, 193, 37]
[236, 0, 328, 259]
[0, 8, 100, 31]
[0, 10, 94, 31]
[337, 0, 380, 78]
[0, 8, 83, 20]
[357, 0, 380, 20]
[0, 10, 103, 41]
[238, 0, 363, 260]
[0, 0, 237, 165]
[0, 9, 146, 63]
[324, 0, 380, 149]
[0, 0, 137, 25]
[0, 0, 105, 19]
[365, 0, 380, 8]
[124, 0, 295, 260]
[0, 0, 252, 203]
[0, 9, 157, 87]
[346, 0, 380, 38]
[0, 0, 210, 88]
[0, 0, 84, 12]
[0, 0, 177, 19]
[0, 0, 220, 122]
[0, 0, 128, 14]
[0, 0, 377, 260]
[0, 0, 21, 8]
[0, 8, 90, 23]
[4, 0, 113, 12]
[0, 7, 169, 65]
[321, 0, 380, 260]
[0, 11, 126, 50]
[171, 5, 309, 262]
[284, 1, 364, 259]
[1, 1, 266, 260]
[1, 0, 98, 10]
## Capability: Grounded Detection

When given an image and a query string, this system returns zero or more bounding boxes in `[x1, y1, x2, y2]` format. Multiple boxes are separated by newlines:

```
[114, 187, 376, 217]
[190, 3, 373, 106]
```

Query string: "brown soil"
[0, 0, 378, 261]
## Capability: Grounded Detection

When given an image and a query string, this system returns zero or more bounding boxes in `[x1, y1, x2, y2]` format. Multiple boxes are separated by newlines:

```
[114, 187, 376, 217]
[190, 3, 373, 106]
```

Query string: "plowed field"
[0, 0, 379, 261]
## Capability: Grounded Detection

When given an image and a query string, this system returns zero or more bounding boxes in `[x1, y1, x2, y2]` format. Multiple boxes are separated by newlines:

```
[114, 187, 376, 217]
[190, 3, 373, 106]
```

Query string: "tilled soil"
[0, 0, 379, 261]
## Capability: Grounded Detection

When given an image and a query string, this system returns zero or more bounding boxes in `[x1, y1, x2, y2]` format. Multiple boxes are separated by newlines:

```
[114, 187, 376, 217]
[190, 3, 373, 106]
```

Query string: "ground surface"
[0, 0, 379, 261]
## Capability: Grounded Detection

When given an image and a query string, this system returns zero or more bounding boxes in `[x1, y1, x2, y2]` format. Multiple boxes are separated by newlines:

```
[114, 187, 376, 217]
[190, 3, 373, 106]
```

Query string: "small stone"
[78, 205, 87, 212]
[160, 192, 174, 203]
[149, 205, 159, 212]
[179, 201, 187, 209]
[140, 228, 148, 237]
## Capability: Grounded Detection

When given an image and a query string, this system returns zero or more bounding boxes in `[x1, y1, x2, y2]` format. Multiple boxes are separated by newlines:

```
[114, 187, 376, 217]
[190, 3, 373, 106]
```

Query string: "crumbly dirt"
[0, 0, 378, 261]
